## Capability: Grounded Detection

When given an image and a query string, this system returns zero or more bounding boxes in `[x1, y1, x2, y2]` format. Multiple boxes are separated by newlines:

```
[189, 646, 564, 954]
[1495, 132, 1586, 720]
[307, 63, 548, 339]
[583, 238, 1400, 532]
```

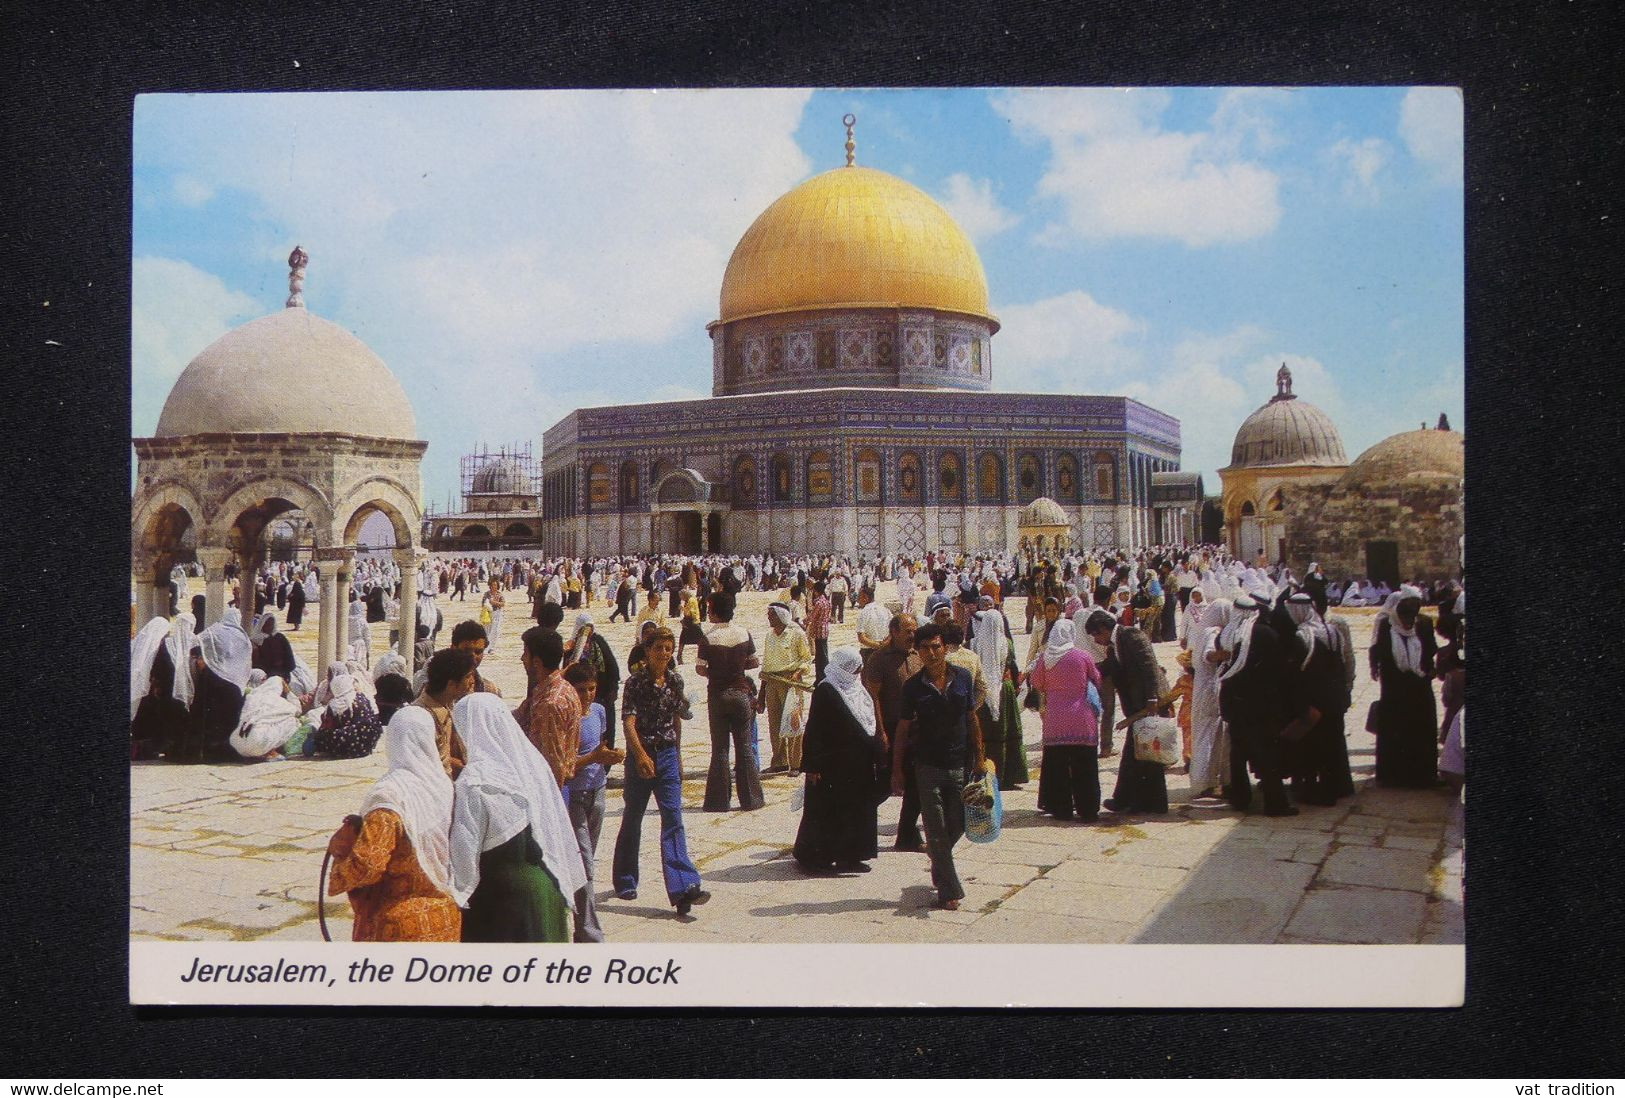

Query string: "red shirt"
[806, 596, 832, 641]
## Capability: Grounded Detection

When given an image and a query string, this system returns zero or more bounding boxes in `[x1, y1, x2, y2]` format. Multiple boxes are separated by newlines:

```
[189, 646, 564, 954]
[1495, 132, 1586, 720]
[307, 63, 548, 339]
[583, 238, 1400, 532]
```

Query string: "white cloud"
[171, 175, 214, 207]
[135, 89, 815, 496]
[131, 257, 261, 433]
[938, 173, 1018, 240]
[1326, 136, 1392, 202]
[1398, 87, 1463, 185]
[993, 88, 1283, 247]
[992, 290, 1145, 392]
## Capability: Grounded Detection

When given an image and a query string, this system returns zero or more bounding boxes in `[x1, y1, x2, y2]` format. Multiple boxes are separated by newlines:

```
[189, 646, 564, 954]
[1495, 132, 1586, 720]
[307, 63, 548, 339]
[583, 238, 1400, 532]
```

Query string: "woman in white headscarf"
[792, 646, 882, 873]
[1369, 585, 1440, 788]
[249, 612, 296, 681]
[971, 599, 1027, 790]
[347, 598, 371, 666]
[231, 676, 300, 759]
[313, 672, 385, 759]
[450, 692, 581, 942]
[166, 613, 197, 711]
[131, 618, 190, 760]
[1179, 583, 1214, 650]
[1190, 598, 1234, 802]
[183, 617, 252, 761]
[326, 707, 462, 941]
[1028, 619, 1106, 821]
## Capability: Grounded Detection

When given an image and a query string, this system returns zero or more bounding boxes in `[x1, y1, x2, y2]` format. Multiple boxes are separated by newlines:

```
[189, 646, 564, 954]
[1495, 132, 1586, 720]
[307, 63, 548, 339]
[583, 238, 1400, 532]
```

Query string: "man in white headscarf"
[760, 602, 812, 775]
[450, 693, 583, 942]
[1216, 595, 1295, 816]
[1279, 592, 1355, 804]
[1188, 597, 1232, 802]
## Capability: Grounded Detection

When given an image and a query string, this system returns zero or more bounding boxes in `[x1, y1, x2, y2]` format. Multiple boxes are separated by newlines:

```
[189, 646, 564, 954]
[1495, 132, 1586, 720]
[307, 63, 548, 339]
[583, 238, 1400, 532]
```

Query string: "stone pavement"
[131, 584, 1464, 945]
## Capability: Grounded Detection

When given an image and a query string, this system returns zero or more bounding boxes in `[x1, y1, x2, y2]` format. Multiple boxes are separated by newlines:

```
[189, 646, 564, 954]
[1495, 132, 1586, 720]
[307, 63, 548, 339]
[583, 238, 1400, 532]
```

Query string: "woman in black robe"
[366, 585, 388, 624]
[131, 645, 189, 760]
[793, 647, 881, 873]
[1369, 586, 1440, 788]
[250, 614, 296, 681]
[286, 578, 306, 630]
[188, 647, 246, 762]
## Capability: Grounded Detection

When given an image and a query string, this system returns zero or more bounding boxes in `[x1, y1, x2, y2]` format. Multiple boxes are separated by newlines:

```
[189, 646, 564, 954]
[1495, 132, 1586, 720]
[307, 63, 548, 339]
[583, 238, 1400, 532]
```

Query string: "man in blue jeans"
[611, 626, 708, 916]
[890, 622, 985, 911]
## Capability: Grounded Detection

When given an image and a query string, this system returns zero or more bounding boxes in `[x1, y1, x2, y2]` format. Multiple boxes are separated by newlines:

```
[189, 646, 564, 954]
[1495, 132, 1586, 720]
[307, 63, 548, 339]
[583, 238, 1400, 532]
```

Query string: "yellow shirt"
[946, 647, 989, 712]
[761, 624, 812, 677]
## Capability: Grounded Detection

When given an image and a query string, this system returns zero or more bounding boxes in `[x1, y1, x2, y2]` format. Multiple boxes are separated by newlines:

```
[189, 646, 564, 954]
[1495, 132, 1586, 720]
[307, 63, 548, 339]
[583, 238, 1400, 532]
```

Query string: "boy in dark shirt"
[890, 623, 984, 910]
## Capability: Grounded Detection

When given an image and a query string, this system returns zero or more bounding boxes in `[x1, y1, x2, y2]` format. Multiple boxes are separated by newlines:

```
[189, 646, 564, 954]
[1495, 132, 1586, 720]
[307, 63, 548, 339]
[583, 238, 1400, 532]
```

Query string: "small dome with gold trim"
[718, 165, 996, 329]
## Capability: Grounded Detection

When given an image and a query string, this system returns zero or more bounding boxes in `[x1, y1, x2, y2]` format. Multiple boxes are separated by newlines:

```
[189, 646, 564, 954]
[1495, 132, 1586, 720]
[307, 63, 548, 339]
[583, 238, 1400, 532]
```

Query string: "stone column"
[314, 546, 354, 672]
[195, 547, 232, 627]
[131, 553, 159, 633]
[393, 546, 422, 665]
[336, 556, 356, 659]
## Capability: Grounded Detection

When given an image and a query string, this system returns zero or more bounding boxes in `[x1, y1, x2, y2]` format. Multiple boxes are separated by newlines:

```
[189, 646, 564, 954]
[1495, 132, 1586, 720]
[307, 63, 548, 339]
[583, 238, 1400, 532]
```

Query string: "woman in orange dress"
[326, 707, 461, 941]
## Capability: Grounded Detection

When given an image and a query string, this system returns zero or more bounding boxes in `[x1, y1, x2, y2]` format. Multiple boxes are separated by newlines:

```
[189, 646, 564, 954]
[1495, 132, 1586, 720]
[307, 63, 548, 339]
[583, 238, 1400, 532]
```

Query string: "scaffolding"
[426, 442, 542, 518]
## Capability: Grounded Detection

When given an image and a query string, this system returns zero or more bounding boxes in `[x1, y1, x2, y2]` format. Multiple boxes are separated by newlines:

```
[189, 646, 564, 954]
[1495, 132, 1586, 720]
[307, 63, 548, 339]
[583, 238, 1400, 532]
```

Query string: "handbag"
[1132, 715, 1181, 768]
[478, 604, 492, 626]
[1364, 699, 1382, 733]
[962, 762, 1003, 843]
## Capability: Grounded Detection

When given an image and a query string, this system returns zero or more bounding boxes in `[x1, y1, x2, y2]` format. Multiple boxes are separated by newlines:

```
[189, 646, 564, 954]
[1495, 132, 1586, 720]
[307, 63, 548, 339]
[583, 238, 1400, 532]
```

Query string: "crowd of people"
[132, 542, 1465, 941]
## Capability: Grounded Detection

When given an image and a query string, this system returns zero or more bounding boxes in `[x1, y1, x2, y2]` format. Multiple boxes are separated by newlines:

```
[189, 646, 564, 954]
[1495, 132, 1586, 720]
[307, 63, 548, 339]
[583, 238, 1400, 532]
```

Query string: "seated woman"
[326, 707, 462, 941]
[450, 693, 584, 943]
[187, 618, 253, 763]
[232, 676, 302, 760]
[314, 673, 386, 759]
[130, 619, 188, 761]
[249, 614, 296, 681]
[374, 672, 416, 726]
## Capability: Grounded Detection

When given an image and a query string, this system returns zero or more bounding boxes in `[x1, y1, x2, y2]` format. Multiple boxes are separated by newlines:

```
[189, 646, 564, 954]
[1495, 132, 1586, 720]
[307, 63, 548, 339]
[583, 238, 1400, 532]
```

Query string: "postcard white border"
[132, 941, 1464, 1008]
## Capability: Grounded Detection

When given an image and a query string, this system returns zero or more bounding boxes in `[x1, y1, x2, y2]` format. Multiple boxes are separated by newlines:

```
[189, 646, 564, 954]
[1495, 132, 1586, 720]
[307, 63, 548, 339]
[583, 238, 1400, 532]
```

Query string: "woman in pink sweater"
[1027, 620, 1104, 822]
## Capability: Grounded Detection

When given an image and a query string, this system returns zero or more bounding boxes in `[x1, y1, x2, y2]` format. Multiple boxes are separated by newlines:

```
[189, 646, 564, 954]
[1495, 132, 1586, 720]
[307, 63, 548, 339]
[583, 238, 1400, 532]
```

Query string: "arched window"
[770, 454, 793, 503]
[1017, 452, 1041, 504]
[1056, 454, 1079, 503]
[1092, 451, 1117, 501]
[854, 447, 882, 504]
[1268, 490, 1285, 512]
[938, 452, 963, 501]
[504, 523, 533, 539]
[462, 524, 491, 539]
[586, 463, 610, 512]
[806, 450, 833, 504]
[619, 461, 639, 509]
[733, 455, 757, 509]
[977, 452, 1004, 503]
[898, 451, 923, 504]
[1241, 500, 1257, 517]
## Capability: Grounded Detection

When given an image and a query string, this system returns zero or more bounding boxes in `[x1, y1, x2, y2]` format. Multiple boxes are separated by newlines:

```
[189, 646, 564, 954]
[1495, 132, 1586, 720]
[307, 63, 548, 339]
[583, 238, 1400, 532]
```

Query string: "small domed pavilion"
[132, 248, 428, 671]
[1218, 364, 1348, 562]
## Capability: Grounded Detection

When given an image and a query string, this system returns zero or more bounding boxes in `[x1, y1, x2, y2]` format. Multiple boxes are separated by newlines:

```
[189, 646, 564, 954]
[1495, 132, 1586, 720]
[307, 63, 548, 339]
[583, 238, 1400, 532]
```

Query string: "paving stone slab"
[1286, 886, 1427, 944]
[998, 878, 1167, 923]
[1135, 855, 1316, 944]
[957, 910, 1136, 944]
[1317, 845, 1433, 892]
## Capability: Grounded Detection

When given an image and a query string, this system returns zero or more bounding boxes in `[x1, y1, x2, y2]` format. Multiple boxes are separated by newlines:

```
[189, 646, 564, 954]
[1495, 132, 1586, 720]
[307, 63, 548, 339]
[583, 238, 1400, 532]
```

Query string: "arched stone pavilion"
[132, 247, 428, 673]
[1016, 496, 1073, 556]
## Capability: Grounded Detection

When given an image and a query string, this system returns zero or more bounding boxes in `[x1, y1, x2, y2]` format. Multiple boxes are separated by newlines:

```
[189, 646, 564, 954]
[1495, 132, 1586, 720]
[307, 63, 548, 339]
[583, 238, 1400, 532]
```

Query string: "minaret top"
[286, 245, 308, 309]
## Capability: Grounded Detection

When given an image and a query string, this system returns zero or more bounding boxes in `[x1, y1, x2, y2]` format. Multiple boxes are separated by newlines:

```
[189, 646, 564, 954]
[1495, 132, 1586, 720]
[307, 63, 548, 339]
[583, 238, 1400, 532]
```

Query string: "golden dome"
[717, 165, 996, 328]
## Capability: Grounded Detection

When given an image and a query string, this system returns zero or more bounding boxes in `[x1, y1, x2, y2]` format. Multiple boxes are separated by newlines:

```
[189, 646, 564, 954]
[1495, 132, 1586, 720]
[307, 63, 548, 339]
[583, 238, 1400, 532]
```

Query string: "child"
[677, 587, 704, 665]
[564, 662, 624, 942]
[1160, 649, 1195, 774]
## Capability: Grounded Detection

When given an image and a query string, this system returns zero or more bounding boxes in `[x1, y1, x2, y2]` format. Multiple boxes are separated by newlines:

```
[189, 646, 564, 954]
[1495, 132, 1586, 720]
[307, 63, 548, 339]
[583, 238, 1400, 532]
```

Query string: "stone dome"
[471, 457, 530, 495]
[155, 308, 417, 440]
[1018, 497, 1070, 528]
[1338, 428, 1463, 490]
[717, 165, 996, 329]
[1227, 367, 1346, 469]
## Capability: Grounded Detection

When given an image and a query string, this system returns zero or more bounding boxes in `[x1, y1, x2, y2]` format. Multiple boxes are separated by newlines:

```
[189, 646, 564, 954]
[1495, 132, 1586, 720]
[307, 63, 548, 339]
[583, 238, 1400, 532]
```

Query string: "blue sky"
[133, 87, 1462, 509]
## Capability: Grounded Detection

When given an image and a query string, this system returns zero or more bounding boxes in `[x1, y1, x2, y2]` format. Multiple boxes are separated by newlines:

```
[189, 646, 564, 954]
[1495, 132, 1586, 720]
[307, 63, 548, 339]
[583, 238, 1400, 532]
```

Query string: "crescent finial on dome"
[843, 113, 856, 167]
[286, 245, 308, 309]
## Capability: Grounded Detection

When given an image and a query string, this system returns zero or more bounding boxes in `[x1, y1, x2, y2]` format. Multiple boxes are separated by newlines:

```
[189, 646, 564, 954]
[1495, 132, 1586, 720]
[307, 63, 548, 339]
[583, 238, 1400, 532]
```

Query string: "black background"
[3, 0, 1621, 1078]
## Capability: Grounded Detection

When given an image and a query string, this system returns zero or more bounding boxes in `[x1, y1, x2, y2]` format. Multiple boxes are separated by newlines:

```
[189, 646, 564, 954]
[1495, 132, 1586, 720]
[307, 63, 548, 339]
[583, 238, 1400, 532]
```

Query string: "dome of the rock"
[718, 165, 996, 329]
